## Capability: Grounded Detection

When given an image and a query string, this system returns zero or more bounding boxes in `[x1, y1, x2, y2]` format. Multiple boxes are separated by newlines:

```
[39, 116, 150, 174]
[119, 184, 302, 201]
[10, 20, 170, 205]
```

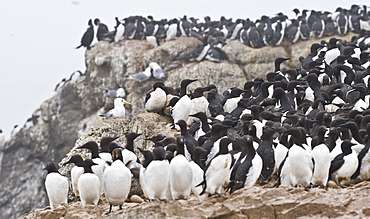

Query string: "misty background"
[0, 0, 367, 138]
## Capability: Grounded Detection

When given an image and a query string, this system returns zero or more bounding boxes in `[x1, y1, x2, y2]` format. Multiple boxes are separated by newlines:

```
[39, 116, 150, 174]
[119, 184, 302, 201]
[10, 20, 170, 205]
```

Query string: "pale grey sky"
[0, 0, 367, 138]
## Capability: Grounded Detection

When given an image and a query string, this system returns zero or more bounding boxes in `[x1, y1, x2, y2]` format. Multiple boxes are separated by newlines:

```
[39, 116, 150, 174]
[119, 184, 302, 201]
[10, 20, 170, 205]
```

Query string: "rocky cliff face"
[0, 33, 355, 219]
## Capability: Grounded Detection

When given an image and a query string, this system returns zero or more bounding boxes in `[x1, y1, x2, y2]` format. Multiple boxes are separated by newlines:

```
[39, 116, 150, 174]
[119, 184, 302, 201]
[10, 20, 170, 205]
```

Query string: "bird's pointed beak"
[124, 101, 131, 105]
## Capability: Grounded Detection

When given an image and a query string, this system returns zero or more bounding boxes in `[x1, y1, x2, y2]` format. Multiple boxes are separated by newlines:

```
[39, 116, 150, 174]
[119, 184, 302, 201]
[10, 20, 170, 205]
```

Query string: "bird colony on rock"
[76, 4, 370, 63]
[43, 4, 370, 214]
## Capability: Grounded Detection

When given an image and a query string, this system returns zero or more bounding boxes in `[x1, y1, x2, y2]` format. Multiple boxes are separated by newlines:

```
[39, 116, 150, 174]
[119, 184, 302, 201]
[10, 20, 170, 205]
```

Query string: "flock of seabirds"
[51, 3, 370, 91]
[41, 4, 370, 215]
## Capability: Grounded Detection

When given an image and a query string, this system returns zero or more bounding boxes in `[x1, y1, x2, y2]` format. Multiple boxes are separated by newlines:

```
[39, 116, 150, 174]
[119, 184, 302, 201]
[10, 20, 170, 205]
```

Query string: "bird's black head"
[94, 18, 101, 25]
[62, 155, 83, 166]
[153, 146, 166, 160]
[43, 162, 59, 174]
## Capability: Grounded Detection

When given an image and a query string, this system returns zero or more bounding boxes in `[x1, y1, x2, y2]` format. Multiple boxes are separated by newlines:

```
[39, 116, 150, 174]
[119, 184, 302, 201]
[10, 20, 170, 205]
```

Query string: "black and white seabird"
[78, 141, 107, 193]
[166, 18, 179, 41]
[199, 137, 232, 196]
[138, 147, 153, 170]
[189, 112, 211, 140]
[257, 126, 276, 183]
[123, 133, 142, 178]
[121, 133, 141, 164]
[284, 127, 313, 188]
[228, 135, 262, 193]
[103, 149, 131, 214]
[189, 147, 207, 200]
[140, 146, 171, 200]
[113, 17, 125, 43]
[329, 140, 359, 186]
[78, 159, 100, 206]
[124, 16, 137, 40]
[206, 89, 224, 117]
[134, 16, 146, 40]
[310, 126, 331, 187]
[178, 15, 192, 37]
[187, 87, 209, 125]
[62, 155, 84, 199]
[171, 79, 197, 129]
[176, 119, 198, 161]
[43, 162, 69, 208]
[285, 19, 300, 43]
[169, 136, 193, 200]
[334, 8, 349, 35]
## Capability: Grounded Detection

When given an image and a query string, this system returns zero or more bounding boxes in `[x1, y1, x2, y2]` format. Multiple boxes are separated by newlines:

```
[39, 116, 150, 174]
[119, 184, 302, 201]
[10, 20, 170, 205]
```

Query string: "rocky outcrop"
[20, 181, 370, 219]
[0, 33, 356, 219]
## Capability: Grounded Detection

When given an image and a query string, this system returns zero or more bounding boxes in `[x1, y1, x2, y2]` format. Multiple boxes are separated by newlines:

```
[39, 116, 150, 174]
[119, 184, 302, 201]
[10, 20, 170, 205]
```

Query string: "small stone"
[130, 195, 144, 203]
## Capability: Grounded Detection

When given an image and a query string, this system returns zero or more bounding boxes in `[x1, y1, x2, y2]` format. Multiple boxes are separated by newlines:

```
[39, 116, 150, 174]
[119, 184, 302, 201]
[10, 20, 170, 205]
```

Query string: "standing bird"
[206, 88, 223, 117]
[178, 15, 192, 37]
[123, 132, 142, 178]
[43, 162, 69, 208]
[189, 112, 211, 140]
[76, 19, 94, 50]
[94, 18, 109, 41]
[228, 135, 263, 193]
[140, 146, 171, 200]
[176, 119, 198, 161]
[169, 136, 193, 200]
[145, 82, 168, 113]
[187, 87, 209, 125]
[257, 127, 276, 183]
[103, 149, 131, 214]
[78, 159, 100, 206]
[171, 79, 197, 130]
[122, 132, 141, 165]
[199, 137, 233, 196]
[329, 140, 358, 186]
[285, 127, 313, 188]
[113, 17, 125, 43]
[78, 141, 107, 193]
[104, 98, 131, 119]
[62, 155, 84, 199]
[166, 18, 178, 41]
[189, 147, 207, 200]
[310, 126, 331, 187]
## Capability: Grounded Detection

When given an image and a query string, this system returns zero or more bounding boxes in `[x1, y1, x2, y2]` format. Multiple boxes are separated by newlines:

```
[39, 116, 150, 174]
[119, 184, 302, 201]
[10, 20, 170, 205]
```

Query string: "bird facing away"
[44, 162, 69, 208]
[103, 149, 132, 214]
[78, 159, 100, 206]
